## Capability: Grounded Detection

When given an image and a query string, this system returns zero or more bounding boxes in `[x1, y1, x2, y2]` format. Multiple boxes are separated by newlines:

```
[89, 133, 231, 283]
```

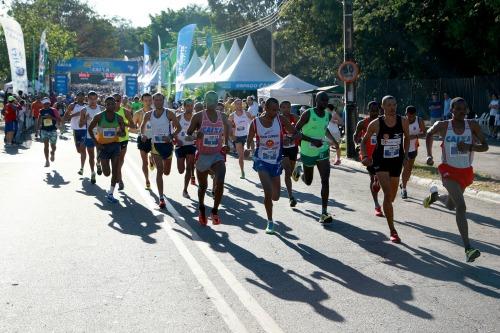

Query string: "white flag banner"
[0, 16, 28, 94]
[38, 29, 49, 92]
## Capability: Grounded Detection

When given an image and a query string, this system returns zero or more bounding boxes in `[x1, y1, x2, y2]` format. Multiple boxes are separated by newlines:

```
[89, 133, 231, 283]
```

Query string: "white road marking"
[124, 162, 248, 333]
[124, 154, 284, 333]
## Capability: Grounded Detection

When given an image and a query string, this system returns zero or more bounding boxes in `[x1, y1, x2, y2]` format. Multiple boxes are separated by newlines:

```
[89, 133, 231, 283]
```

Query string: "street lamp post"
[343, 0, 358, 159]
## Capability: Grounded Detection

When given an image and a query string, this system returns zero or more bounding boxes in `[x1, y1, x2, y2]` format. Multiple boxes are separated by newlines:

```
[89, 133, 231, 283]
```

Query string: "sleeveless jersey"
[198, 110, 224, 155]
[408, 116, 421, 153]
[373, 115, 404, 162]
[150, 108, 172, 143]
[136, 109, 153, 138]
[85, 105, 102, 138]
[300, 108, 330, 156]
[254, 116, 283, 165]
[233, 111, 250, 137]
[283, 114, 298, 148]
[359, 117, 377, 159]
[70, 103, 87, 130]
[40, 108, 57, 131]
[97, 113, 120, 144]
[115, 107, 129, 142]
[178, 113, 195, 146]
[441, 120, 474, 168]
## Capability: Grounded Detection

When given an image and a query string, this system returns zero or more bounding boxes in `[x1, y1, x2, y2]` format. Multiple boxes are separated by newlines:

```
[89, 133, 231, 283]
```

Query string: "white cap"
[41, 98, 50, 104]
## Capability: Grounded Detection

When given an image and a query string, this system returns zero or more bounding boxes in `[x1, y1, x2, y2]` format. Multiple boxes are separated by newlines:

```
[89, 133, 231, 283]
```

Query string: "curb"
[337, 158, 500, 204]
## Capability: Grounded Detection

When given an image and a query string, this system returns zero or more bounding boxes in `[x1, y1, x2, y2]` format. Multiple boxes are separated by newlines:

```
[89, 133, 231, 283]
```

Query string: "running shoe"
[240, 171, 245, 179]
[211, 213, 221, 225]
[265, 221, 275, 235]
[465, 248, 481, 262]
[96, 164, 102, 175]
[190, 176, 196, 185]
[106, 193, 118, 203]
[159, 197, 166, 209]
[374, 207, 384, 217]
[319, 213, 333, 224]
[390, 231, 401, 244]
[289, 197, 297, 207]
[145, 181, 151, 190]
[91, 172, 96, 184]
[118, 180, 124, 191]
[198, 212, 208, 226]
[182, 190, 190, 199]
[423, 191, 439, 208]
[78, 168, 83, 176]
[400, 186, 408, 199]
[291, 163, 302, 182]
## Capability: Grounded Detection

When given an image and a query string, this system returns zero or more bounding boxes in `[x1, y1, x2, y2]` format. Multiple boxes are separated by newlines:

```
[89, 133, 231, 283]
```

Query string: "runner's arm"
[88, 114, 100, 144]
[63, 103, 74, 122]
[246, 120, 256, 149]
[353, 120, 365, 144]
[117, 116, 126, 137]
[425, 121, 446, 161]
[221, 113, 231, 147]
[168, 110, 181, 137]
[124, 109, 135, 129]
[280, 115, 297, 136]
[139, 112, 151, 138]
[468, 121, 489, 153]
[78, 108, 87, 128]
[402, 117, 411, 159]
[186, 112, 201, 138]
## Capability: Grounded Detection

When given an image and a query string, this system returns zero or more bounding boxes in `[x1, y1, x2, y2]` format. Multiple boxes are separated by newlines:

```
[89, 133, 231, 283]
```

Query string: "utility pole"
[343, 0, 358, 159]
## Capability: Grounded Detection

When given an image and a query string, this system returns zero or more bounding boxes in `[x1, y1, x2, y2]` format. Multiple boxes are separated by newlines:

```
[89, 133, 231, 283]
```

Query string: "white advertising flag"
[0, 16, 29, 93]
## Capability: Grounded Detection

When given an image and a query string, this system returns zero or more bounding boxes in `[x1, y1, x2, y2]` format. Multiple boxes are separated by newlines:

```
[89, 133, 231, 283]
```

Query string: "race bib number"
[261, 148, 278, 161]
[383, 145, 400, 158]
[237, 125, 246, 131]
[449, 143, 468, 156]
[153, 128, 170, 143]
[43, 118, 53, 127]
[103, 128, 117, 138]
[203, 134, 219, 147]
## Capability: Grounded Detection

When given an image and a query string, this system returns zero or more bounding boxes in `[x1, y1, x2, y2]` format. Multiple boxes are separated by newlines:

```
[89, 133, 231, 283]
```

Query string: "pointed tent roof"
[215, 35, 281, 90]
[183, 52, 216, 85]
[257, 74, 318, 105]
[211, 39, 241, 80]
[180, 51, 203, 82]
[196, 44, 228, 84]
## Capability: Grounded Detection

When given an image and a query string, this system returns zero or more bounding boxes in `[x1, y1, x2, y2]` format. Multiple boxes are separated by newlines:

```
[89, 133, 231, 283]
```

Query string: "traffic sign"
[338, 61, 360, 83]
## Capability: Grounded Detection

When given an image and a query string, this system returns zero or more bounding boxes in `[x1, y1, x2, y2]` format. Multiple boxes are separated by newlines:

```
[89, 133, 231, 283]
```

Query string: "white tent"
[211, 39, 240, 81]
[196, 44, 228, 84]
[179, 51, 203, 83]
[183, 54, 214, 85]
[257, 74, 318, 105]
[215, 35, 281, 90]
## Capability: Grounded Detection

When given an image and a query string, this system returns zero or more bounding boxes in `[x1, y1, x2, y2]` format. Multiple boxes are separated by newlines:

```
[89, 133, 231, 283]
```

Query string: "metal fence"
[356, 76, 500, 119]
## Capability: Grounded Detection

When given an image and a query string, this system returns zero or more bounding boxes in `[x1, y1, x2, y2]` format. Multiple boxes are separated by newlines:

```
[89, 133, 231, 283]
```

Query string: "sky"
[2, 0, 209, 27]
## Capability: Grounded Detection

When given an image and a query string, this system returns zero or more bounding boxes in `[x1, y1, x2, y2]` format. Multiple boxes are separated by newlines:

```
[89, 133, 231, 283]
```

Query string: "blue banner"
[175, 24, 197, 101]
[54, 74, 68, 95]
[56, 58, 139, 74]
[217, 81, 278, 90]
[125, 76, 138, 97]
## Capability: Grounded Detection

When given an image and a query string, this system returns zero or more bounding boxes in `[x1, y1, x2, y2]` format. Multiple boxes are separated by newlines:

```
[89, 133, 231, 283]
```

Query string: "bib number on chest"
[383, 145, 400, 158]
[203, 134, 219, 147]
[103, 128, 117, 138]
[43, 118, 53, 127]
[262, 148, 278, 161]
[449, 143, 469, 157]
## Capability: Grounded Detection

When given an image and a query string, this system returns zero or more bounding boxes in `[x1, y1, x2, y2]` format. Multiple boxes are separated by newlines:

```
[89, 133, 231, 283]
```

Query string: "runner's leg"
[140, 150, 150, 186]
[442, 178, 470, 249]
[370, 174, 381, 208]
[101, 158, 111, 177]
[212, 160, 226, 213]
[258, 171, 274, 221]
[282, 156, 293, 198]
[316, 159, 331, 214]
[401, 158, 415, 190]
[153, 154, 164, 197]
[302, 165, 314, 185]
[377, 171, 397, 232]
[236, 142, 245, 176]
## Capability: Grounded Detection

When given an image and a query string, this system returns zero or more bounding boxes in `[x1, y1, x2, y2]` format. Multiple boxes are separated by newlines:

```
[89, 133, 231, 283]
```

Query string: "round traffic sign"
[338, 61, 360, 83]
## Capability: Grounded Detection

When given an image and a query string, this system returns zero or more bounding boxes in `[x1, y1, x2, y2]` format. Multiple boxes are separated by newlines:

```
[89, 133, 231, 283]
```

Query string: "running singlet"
[408, 117, 421, 153]
[150, 108, 172, 144]
[85, 105, 102, 138]
[178, 113, 195, 146]
[372, 115, 404, 161]
[70, 103, 87, 130]
[300, 108, 330, 156]
[359, 117, 377, 159]
[40, 108, 57, 131]
[115, 107, 129, 142]
[283, 114, 297, 148]
[441, 120, 474, 168]
[136, 110, 153, 138]
[198, 110, 224, 155]
[97, 113, 120, 144]
[233, 111, 250, 137]
[254, 116, 283, 165]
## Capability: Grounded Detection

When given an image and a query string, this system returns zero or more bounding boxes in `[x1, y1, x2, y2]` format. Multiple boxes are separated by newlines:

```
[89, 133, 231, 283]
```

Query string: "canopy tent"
[211, 39, 240, 81]
[183, 53, 216, 86]
[257, 74, 318, 105]
[178, 51, 203, 83]
[214, 35, 281, 90]
[195, 44, 228, 84]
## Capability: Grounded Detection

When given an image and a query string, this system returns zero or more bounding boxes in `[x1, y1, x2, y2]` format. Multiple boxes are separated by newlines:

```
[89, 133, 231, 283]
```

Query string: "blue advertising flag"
[175, 24, 197, 101]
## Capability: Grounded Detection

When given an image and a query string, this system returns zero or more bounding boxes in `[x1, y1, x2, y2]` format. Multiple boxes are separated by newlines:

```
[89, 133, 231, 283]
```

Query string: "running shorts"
[234, 135, 247, 145]
[372, 157, 404, 177]
[175, 145, 196, 159]
[253, 159, 283, 177]
[73, 129, 87, 146]
[137, 138, 152, 153]
[196, 153, 225, 173]
[301, 149, 330, 167]
[4, 121, 16, 132]
[152, 142, 173, 160]
[40, 130, 57, 145]
[98, 142, 121, 160]
[282, 146, 299, 161]
[408, 150, 418, 160]
[84, 137, 95, 148]
[438, 163, 474, 190]
[120, 140, 129, 150]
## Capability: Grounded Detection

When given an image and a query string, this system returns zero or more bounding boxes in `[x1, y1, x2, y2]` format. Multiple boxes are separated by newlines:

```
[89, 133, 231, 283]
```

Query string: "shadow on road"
[44, 171, 70, 188]
[77, 179, 162, 244]
[326, 220, 500, 299]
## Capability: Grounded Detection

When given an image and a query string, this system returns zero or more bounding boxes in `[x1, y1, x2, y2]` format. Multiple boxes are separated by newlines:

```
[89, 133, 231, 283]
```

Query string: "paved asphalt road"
[1, 132, 499, 332]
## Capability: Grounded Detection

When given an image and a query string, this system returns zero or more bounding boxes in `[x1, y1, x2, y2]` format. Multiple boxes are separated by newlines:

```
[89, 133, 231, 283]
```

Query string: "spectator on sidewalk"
[488, 93, 498, 137]
[428, 92, 443, 124]
[3, 96, 18, 146]
[443, 92, 452, 119]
